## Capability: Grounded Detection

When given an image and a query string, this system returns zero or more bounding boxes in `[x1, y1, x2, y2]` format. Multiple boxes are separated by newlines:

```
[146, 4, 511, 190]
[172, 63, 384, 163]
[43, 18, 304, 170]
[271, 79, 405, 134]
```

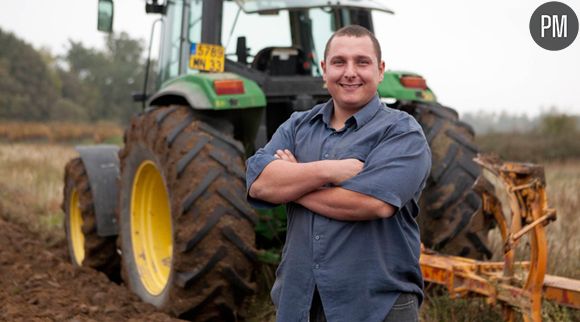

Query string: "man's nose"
[343, 62, 356, 78]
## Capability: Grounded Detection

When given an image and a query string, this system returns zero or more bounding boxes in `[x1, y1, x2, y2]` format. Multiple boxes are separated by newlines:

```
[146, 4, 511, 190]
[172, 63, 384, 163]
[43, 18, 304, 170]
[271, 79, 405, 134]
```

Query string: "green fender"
[148, 72, 267, 109]
[378, 70, 437, 103]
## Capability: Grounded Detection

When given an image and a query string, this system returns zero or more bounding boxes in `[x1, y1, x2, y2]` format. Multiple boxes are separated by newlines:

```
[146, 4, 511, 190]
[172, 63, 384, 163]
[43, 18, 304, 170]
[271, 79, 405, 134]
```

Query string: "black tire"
[118, 105, 257, 321]
[400, 102, 494, 259]
[62, 157, 120, 281]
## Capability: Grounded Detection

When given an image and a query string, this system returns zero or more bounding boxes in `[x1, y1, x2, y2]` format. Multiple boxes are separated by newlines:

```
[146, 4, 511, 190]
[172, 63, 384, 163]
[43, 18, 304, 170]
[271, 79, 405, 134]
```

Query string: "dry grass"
[420, 286, 503, 322]
[0, 143, 77, 243]
[476, 132, 580, 163]
[0, 121, 123, 143]
[543, 160, 580, 279]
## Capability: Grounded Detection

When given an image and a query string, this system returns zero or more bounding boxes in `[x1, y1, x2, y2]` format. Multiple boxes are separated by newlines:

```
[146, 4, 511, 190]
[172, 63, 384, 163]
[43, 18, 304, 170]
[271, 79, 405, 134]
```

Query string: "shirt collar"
[310, 94, 382, 130]
[310, 99, 334, 126]
[351, 95, 382, 130]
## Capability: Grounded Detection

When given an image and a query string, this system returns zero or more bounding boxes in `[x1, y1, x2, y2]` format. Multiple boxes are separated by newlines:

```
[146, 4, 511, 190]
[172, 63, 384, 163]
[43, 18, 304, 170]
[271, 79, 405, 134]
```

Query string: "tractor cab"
[156, 0, 393, 80]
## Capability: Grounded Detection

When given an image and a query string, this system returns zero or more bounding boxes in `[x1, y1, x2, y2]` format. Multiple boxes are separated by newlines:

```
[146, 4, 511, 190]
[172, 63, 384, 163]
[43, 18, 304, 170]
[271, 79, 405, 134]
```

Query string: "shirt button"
[323, 153, 329, 158]
[314, 235, 320, 240]
[313, 264, 320, 269]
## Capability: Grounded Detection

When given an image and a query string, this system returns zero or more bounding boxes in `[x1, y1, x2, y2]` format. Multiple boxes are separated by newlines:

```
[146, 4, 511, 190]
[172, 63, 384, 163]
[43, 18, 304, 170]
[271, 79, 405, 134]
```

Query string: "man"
[246, 25, 431, 322]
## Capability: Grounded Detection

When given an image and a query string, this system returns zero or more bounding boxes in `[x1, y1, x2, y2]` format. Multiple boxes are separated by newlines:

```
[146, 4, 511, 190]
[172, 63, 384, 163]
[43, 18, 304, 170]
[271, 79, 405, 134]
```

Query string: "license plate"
[189, 43, 225, 72]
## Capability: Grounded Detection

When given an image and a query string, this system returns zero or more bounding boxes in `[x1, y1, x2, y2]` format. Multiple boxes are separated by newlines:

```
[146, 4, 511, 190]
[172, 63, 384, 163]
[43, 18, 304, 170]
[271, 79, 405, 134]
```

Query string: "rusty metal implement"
[419, 154, 580, 322]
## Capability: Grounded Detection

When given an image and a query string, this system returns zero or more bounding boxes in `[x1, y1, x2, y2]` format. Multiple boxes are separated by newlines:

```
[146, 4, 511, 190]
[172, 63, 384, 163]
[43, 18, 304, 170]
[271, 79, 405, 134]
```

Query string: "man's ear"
[321, 60, 327, 81]
[379, 60, 386, 81]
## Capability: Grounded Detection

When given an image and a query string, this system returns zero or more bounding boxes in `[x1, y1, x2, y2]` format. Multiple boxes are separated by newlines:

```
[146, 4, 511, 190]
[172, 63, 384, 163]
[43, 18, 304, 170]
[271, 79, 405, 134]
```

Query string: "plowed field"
[0, 143, 182, 321]
[0, 214, 181, 321]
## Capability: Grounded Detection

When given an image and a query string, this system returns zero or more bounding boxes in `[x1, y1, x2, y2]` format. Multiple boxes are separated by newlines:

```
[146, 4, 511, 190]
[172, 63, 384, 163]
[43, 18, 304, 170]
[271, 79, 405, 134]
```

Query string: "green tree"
[0, 28, 153, 123]
[103, 32, 149, 122]
[60, 32, 148, 122]
[540, 113, 578, 137]
[0, 28, 59, 120]
[60, 40, 108, 120]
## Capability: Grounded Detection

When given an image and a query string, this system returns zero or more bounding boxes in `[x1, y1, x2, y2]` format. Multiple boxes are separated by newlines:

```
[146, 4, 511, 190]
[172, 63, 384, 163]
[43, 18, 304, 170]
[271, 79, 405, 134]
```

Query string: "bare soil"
[0, 212, 182, 322]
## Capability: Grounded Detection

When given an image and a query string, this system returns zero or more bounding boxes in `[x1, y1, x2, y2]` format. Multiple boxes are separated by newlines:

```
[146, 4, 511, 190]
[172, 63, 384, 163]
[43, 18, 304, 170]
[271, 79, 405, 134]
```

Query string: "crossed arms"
[248, 149, 395, 220]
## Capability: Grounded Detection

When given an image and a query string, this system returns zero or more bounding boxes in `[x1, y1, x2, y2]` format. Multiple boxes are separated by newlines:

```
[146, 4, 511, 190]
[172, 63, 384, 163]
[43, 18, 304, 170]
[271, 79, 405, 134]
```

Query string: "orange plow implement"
[419, 155, 580, 322]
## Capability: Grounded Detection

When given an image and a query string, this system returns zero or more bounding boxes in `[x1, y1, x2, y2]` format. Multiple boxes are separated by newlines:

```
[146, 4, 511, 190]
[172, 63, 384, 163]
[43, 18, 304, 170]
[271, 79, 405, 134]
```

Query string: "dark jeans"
[309, 289, 419, 322]
[383, 293, 419, 322]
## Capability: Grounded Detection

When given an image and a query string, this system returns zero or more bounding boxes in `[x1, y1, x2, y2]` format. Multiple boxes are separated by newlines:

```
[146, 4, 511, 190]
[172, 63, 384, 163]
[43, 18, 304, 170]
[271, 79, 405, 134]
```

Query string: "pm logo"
[530, 1, 578, 50]
[541, 14, 568, 37]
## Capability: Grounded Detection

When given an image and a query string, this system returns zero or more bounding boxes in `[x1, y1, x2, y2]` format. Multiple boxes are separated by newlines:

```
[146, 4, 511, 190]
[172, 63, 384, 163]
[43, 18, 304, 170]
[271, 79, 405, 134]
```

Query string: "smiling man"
[246, 25, 431, 322]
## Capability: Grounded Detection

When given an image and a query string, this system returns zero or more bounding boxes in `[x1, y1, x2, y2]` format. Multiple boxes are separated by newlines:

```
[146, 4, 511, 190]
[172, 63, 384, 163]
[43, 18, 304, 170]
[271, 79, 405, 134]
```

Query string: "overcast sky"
[1, 0, 578, 116]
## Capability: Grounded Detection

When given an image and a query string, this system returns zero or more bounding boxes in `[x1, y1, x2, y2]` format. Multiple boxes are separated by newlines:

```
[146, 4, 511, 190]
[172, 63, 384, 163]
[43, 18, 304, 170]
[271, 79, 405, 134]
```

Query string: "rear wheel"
[62, 158, 120, 280]
[399, 102, 494, 259]
[118, 105, 257, 320]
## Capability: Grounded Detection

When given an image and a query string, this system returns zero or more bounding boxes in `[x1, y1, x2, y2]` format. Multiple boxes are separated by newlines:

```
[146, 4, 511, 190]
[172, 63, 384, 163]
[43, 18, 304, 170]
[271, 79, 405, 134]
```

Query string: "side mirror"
[97, 0, 114, 32]
[236, 36, 248, 64]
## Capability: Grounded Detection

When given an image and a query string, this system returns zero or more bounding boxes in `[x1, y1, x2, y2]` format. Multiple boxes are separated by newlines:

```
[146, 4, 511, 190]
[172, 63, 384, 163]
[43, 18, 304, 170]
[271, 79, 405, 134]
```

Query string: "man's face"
[321, 35, 385, 112]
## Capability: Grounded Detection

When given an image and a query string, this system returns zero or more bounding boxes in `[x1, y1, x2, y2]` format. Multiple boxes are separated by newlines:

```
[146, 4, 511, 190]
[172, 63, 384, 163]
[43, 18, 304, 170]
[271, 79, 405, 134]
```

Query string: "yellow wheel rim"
[69, 187, 85, 265]
[131, 160, 173, 296]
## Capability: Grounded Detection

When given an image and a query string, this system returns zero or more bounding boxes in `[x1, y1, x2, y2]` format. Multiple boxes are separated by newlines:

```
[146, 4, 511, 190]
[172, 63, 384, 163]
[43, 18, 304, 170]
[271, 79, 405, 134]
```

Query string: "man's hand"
[274, 149, 298, 163]
[326, 159, 364, 184]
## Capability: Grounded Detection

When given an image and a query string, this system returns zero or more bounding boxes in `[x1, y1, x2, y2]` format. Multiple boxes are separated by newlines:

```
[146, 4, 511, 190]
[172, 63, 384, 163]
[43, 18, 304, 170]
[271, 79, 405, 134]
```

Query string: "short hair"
[323, 25, 382, 63]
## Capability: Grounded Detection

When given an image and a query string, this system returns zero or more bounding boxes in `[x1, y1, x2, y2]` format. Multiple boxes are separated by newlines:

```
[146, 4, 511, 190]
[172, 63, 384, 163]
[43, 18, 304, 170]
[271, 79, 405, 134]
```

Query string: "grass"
[0, 121, 123, 143]
[420, 286, 503, 322]
[0, 141, 578, 321]
[0, 143, 76, 244]
[476, 132, 580, 163]
[543, 161, 580, 279]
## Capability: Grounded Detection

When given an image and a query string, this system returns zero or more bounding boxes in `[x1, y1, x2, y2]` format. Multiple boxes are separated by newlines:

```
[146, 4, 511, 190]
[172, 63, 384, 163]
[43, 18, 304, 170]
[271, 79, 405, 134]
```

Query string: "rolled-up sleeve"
[340, 120, 431, 210]
[246, 112, 300, 208]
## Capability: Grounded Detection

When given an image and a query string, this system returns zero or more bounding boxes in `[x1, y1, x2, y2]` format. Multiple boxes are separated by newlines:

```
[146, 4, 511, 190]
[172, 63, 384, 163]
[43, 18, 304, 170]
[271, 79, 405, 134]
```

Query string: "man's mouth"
[339, 83, 362, 89]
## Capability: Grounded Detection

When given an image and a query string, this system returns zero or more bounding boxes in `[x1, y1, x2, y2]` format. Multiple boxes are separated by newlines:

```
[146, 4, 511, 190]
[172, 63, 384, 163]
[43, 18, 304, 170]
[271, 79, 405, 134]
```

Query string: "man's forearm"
[248, 160, 333, 204]
[295, 187, 395, 221]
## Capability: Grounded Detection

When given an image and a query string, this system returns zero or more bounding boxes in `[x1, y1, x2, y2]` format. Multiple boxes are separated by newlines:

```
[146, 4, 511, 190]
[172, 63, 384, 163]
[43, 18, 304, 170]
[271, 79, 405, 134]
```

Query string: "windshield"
[222, 3, 336, 76]
[234, 0, 393, 14]
[222, 2, 292, 57]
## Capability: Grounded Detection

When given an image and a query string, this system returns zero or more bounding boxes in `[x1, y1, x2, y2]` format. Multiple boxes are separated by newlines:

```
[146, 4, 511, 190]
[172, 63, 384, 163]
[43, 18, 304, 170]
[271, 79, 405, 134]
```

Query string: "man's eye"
[358, 60, 370, 65]
[332, 60, 345, 65]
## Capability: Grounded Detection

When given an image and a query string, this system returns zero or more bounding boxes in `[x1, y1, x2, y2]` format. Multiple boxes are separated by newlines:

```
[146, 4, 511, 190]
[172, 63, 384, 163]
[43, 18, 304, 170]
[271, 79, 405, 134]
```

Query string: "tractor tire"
[403, 102, 494, 259]
[118, 105, 257, 321]
[62, 157, 120, 281]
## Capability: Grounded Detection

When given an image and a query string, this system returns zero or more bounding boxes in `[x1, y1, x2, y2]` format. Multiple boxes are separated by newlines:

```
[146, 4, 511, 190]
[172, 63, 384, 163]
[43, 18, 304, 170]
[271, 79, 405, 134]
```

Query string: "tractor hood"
[235, 0, 394, 14]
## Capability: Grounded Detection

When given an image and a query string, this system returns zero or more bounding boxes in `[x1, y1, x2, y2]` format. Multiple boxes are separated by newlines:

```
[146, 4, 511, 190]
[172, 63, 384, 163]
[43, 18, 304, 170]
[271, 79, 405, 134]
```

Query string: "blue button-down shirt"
[246, 95, 431, 322]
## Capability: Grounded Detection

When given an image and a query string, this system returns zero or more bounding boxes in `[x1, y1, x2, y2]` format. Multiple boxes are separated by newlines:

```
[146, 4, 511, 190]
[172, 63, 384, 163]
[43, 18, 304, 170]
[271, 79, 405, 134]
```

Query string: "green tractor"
[62, 0, 492, 319]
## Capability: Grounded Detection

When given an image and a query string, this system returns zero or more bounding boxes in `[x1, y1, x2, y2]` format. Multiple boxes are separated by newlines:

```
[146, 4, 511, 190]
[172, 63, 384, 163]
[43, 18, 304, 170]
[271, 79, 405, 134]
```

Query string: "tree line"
[461, 110, 580, 135]
[466, 111, 580, 162]
[0, 28, 153, 123]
